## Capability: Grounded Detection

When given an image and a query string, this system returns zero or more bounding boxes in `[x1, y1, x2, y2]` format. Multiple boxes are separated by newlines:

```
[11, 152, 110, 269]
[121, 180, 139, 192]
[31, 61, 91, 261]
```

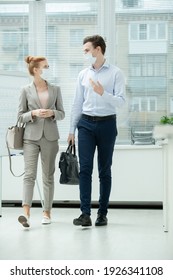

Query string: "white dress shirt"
[69, 61, 126, 134]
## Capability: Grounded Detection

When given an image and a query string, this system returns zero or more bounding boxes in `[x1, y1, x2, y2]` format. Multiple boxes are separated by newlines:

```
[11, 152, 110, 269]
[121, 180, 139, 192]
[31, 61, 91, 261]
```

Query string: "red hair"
[25, 55, 46, 76]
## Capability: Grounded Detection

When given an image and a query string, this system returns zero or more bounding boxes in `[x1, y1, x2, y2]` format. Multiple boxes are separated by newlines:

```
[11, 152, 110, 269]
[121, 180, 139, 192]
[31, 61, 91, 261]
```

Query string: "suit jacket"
[18, 81, 65, 141]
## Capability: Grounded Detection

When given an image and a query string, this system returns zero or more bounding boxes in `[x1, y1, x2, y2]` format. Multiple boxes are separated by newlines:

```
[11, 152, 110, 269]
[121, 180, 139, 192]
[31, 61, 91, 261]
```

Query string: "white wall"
[1, 145, 163, 204]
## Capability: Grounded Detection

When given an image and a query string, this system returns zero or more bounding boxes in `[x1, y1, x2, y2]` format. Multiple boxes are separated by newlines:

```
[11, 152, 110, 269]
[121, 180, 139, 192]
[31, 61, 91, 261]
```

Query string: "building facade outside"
[0, 0, 173, 148]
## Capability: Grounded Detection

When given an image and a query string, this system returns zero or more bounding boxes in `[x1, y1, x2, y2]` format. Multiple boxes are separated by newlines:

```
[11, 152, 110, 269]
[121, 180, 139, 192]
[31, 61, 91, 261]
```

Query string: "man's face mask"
[84, 53, 97, 65]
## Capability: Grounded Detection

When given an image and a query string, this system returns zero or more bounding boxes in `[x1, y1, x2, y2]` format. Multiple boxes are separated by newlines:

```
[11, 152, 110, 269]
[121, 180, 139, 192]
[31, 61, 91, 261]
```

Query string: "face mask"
[40, 68, 50, 80]
[84, 53, 97, 65]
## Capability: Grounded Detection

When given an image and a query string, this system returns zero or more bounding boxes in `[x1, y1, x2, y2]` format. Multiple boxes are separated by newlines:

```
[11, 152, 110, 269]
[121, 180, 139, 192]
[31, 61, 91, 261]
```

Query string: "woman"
[17, 56, 65, 228]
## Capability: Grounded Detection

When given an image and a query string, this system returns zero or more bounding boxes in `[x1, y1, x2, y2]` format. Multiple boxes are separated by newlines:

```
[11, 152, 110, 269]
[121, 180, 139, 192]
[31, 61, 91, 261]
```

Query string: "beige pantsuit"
[18, 81, 65, 211]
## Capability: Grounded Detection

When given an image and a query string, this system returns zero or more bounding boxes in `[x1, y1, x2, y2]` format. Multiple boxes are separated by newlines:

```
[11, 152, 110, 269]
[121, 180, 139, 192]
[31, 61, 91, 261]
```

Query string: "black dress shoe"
[95, 214, 108, 226]
[73, 213, 92, 227]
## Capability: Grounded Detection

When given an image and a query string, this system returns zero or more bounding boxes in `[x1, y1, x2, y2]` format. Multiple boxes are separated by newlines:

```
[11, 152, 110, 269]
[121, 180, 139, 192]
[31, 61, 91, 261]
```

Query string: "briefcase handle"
[66, 141, 76, 156]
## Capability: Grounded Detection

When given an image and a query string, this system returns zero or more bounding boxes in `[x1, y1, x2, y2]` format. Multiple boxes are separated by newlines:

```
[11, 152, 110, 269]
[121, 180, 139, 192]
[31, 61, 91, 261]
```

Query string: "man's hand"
[68, 134, 75, 145]
[89, 78, 104, 96]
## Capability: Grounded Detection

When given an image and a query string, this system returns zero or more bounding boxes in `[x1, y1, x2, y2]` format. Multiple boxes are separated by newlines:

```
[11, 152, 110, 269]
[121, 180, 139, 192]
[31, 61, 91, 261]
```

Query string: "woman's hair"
[83, 35, 106, 55]
[25, 56, 46, 76]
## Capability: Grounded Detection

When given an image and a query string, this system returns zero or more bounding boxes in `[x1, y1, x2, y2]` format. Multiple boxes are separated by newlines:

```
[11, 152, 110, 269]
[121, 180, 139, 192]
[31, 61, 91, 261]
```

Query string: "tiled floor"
[0, 207, 173, 260]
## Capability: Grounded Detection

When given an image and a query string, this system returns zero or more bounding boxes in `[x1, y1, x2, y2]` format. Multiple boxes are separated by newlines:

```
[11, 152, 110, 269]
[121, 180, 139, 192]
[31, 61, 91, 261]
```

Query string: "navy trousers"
[77, 116, 117, 216]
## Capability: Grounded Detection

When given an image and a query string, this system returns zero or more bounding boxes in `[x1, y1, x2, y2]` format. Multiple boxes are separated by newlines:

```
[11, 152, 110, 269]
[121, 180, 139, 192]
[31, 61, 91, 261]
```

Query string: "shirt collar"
[89, 60, 110, 71]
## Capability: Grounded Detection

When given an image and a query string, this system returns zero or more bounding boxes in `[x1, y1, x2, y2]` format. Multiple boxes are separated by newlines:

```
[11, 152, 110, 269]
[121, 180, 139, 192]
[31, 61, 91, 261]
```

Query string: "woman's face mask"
[84, 53, 97, 65]
[40, 68, 50, 80]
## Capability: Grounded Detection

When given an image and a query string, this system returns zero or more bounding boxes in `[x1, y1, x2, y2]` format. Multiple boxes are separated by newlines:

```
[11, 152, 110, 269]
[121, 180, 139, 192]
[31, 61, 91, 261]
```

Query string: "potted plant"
[153, 116, 173, 140]
[160, 115, 173, 125]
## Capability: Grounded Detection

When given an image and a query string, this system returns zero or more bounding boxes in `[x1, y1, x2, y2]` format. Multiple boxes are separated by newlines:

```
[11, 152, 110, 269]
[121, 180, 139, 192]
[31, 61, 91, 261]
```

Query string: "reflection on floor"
[0, 207, 173, 260]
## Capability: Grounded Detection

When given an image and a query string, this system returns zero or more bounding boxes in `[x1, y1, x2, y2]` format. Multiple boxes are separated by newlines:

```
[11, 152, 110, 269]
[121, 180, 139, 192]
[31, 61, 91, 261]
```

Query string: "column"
[97, 0, 116, 63]
[0, 156, 2, 217]
[153, 125, 173, 233]
[29, 0, 46, 56]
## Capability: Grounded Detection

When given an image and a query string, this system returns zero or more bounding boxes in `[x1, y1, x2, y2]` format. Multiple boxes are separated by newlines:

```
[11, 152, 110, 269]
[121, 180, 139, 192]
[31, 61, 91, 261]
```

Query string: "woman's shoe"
[42, 216, 51, 225]
[18, 215, 30, 228]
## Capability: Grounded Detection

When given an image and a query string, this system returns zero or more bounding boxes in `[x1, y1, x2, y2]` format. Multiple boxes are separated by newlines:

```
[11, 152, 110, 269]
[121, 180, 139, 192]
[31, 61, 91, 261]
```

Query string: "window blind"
[0, 0, 173, 156]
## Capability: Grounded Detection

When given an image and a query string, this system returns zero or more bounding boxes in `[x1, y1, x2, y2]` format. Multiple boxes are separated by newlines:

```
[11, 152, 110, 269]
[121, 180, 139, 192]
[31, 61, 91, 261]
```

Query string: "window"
[18, 28, 29, 60]
[2, 30, 19, 51]
[170, 27, 173, 44]
[44, 1, 98, 144]
[170, 63, 173, 78]
[158, 23, 166, 39]
[129, 55, 166, 77]
[0, 1, 98, 156]
[149, 24, 157, 40]
[0, 0, 173, 150]
[70, 63, 84, 79]
[0, 3, 28, 72]
[122, 0, 139, 8]
[170, 97, 173, 113]
[130, 23, 138, 40]
[70, 29, 84, 46]
[139, 24, 147, 40]
[130, 97, 157, 112]
[46, 26, 57, 56]
[3, 64, 17, 71]
[129, 22, 167, 41]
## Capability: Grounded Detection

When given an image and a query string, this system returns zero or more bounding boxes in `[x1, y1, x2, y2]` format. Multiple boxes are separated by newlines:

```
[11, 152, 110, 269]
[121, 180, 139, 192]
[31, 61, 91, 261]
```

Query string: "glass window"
[0, 2, 29, 155]
[129, 23, 138, 40]
[0, 3, 28, 72]
[122, 0, 139, 8]
[139, 24, 147, 40]
[170, 63, 173, 78]
[3, 64, 17, 71]
[129, 22, 166, 41]
[70, 63, 84, 79]
[149, 24, 157, 40]
[150, 98, 157, 111]
[2, 31, 19, 51]
[0, 0, 172, 150]
[45, 1, 98, 144]
[131, 97, 157, 112]
[70, 29, 84, 46]
[129, 55, 166, 77]
[158, 23, 166, 39]
[170, 27, 173, 44]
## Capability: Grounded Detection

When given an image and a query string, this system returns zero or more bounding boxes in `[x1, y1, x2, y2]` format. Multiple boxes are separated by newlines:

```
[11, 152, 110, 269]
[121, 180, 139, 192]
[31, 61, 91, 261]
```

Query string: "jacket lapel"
[29, 82, 42, 108]
[28, 81, 55, 109]
[46, 82, 55, 108]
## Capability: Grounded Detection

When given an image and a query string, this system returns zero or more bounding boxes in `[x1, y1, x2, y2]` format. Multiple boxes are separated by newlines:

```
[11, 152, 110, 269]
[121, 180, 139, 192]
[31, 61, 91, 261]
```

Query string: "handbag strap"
[66, 142, 76, 156]
[17, 116, 25, 128]
[6, 131, 25, 177]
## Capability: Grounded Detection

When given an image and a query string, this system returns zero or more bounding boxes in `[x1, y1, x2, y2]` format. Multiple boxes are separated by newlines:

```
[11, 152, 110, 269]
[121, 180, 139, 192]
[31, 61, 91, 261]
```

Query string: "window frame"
[129, 22, 167, 41]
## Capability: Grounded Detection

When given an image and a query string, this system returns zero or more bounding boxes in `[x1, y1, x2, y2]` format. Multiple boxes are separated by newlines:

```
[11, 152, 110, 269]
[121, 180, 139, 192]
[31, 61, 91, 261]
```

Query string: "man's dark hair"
[83, 35, 106, 55]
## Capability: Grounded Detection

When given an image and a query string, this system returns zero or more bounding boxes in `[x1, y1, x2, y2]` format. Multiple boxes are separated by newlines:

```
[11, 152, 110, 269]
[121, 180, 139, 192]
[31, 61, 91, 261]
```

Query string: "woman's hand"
[32, 109, 54, 118]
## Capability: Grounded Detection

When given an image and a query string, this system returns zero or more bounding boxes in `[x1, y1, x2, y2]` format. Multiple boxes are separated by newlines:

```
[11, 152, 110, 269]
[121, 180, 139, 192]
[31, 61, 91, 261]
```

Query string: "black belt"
[82, 114, 116, 122]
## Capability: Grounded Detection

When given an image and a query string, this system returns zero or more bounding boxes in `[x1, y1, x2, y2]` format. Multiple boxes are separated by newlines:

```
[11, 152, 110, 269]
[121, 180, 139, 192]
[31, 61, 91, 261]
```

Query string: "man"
[68, 35, 125, 227]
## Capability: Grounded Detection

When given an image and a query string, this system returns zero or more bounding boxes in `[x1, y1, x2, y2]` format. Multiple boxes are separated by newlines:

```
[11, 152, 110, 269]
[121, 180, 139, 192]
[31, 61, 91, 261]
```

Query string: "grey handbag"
[5, 118, 25, 177]
[6, 118, 25, 150]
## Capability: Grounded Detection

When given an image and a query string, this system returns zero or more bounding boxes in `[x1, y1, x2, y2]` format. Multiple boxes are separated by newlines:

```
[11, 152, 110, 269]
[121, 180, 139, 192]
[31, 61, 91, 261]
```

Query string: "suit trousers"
[77, 116, 117, 216]
[23, 136, 59, 211]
